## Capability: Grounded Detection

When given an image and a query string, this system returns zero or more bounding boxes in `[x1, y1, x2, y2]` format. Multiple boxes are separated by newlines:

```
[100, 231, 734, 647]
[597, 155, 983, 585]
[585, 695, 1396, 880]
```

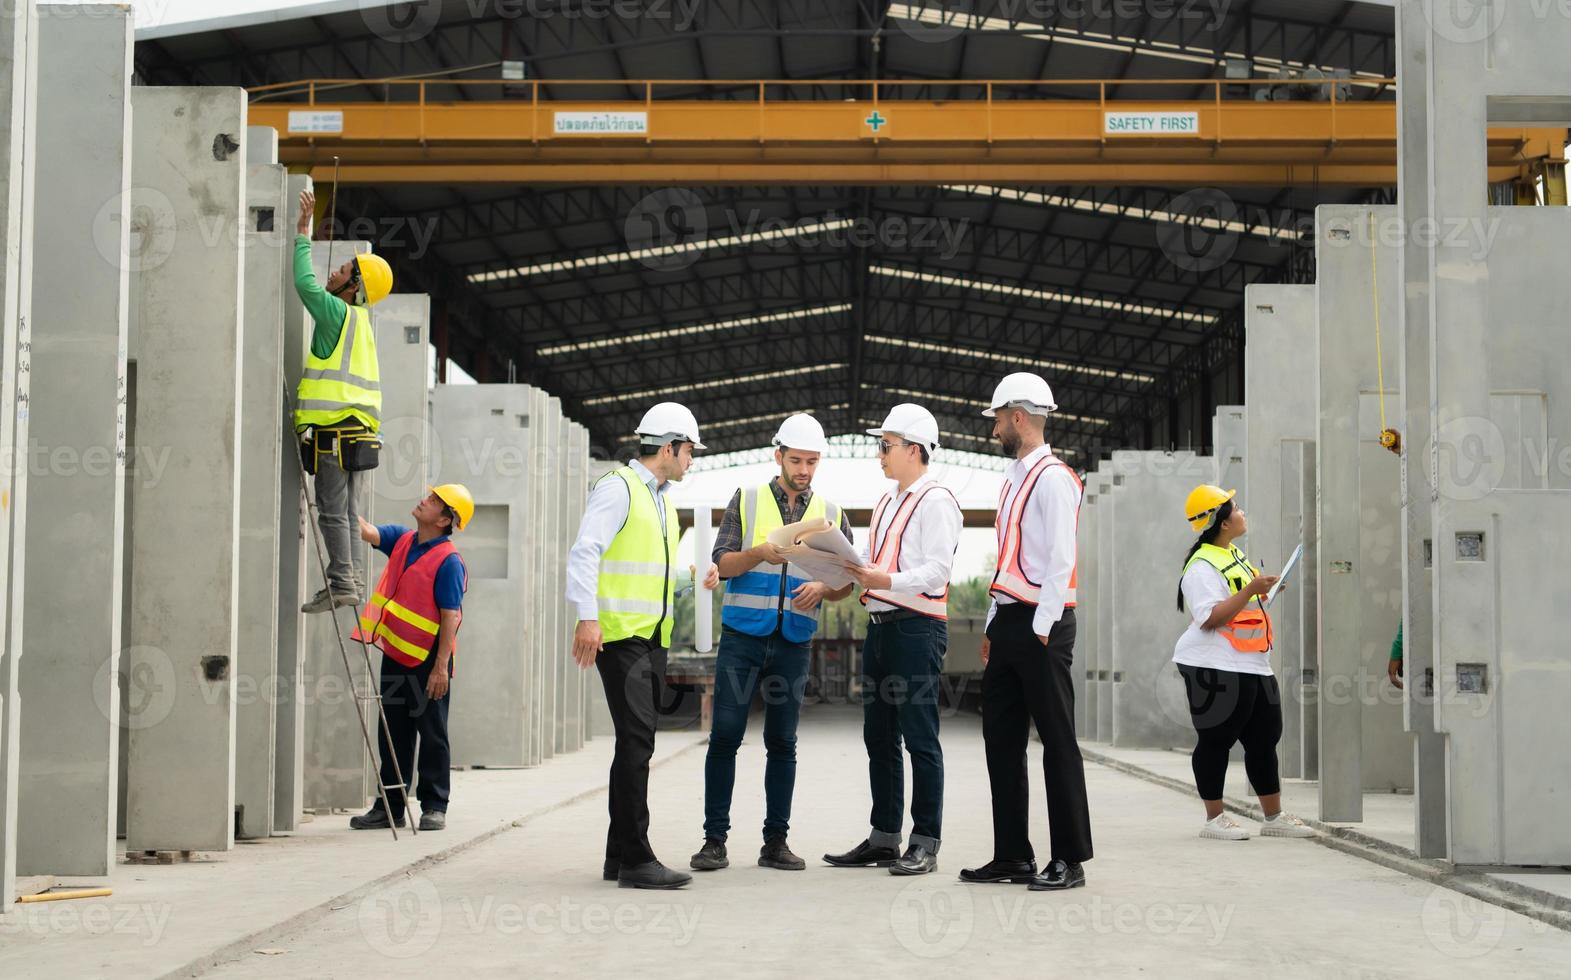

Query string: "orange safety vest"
[353, 531, 466, 668]
[859, 482, 956, 621]
[990, 452, 1080, 607]
[1183, 543, 1272, 653]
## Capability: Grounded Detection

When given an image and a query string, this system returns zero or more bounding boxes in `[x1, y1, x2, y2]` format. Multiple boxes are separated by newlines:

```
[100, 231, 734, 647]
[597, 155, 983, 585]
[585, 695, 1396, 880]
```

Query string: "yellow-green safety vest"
[597, 466, 679, 647]
[295, 303, 382, 432]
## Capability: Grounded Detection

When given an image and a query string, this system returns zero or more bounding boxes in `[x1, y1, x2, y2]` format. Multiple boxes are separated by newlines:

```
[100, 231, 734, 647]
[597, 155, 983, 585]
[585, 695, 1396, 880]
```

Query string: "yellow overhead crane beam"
[248, 77, 1567, 188]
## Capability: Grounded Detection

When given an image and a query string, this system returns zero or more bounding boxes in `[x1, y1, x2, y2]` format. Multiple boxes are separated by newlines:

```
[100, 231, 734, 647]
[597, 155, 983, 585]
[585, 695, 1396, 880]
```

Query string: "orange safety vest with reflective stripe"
[859, 483, 955, 621]
[1183, 543, 1272, 653]
[990, 452, 1080, 607]
[353, 531, 466, 668]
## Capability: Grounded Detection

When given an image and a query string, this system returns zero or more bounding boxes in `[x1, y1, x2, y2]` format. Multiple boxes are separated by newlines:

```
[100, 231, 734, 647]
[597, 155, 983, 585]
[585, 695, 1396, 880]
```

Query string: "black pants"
[983, 604, 1093, 864]
[376, 655, 451, 815]
[595, 635, 668, 868]
[861, 616, 946, 850]
[1177, 665, 1283, 801]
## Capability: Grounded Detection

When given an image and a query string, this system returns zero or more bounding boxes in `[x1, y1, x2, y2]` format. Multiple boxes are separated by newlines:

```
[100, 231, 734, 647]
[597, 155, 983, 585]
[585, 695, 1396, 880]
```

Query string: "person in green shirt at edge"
[293, 188, 396, 613]
[1388, 622, 1404, 688]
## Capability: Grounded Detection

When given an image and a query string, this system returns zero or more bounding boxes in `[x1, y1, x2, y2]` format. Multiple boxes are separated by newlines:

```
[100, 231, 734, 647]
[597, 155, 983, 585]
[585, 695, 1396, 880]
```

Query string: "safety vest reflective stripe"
[990, 454, 1081, 608]
[296, 304, 383, 432]
[1183, 543, 1273, 653]
[721, 484, 837, 642]
[720, 592, 780, 610]
[352, 531, 463, 668]
[596, 467, 678, 647]
[860, 483, 951, 621]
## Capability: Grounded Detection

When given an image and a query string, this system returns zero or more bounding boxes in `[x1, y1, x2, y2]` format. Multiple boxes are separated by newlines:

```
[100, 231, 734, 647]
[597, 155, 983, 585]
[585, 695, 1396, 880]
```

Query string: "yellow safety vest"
[597, 466, 679, 647]
[1183, 543, 1273, 653]
[295, 304, 382, 432]
[721, 484, 839, 642]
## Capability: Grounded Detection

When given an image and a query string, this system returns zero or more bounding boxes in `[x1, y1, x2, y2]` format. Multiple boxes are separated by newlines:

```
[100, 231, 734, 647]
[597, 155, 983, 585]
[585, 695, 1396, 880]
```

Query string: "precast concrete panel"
[233, 147, 288, 839]
[524, 387, 548, 766]
[1074, 477, 1102, 740]
[541, 398, 564, 759]
[1244, 285, 1317, 778]
[1107, 451, 1207, 749]
[1094, 474, 1117, 743]
[1314, 204, 1411, 821]
[16, 4, 128, 877]
[1212, 406, 1246, 502]
[124, 88, 246, 852]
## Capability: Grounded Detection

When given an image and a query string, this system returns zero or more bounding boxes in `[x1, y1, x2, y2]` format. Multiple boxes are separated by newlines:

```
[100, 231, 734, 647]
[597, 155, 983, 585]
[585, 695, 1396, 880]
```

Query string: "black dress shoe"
[1028, 858, 1086, 891]
[602, 860, 620, 882]
[349, 807, 406, 830]
[890, 844, 937, 876]
[758, 836, 806, 871]
[690, 838, 729, 871]
[958, 858, 1038, 883]
[617, 861, 693, 890]
[823, 839, 900, 868]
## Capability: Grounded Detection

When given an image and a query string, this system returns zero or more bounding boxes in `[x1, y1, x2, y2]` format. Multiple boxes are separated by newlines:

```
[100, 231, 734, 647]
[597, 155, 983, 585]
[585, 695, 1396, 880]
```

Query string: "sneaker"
[332, 590, 364, 608]
[758, 836, 807, 871]
[690, 838, 729, 871]
[302, 587, 360, 614]
[1199, 813, 1250, 841]
[1260, 812, 1316, 838]
[419, 810, 446, 831]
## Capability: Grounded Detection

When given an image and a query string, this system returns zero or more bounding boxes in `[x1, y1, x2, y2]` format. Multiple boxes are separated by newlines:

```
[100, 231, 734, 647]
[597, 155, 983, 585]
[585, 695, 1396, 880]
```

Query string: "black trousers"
[595, 635, 668, 868]
[376, 655, 451, 815]
[1177, 665, 1283, 800]
[983, 604, 1093, 864]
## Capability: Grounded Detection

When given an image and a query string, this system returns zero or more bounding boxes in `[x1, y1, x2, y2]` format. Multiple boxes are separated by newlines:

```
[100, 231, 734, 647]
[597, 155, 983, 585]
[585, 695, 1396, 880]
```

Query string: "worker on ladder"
[348, 484, 473, 832]
[566, 402, 706, 890]
[293, 188, 394, 613]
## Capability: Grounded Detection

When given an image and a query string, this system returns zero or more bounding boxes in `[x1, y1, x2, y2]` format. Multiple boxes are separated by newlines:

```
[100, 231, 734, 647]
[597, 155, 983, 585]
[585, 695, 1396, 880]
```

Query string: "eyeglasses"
[877, 439, 910, 455]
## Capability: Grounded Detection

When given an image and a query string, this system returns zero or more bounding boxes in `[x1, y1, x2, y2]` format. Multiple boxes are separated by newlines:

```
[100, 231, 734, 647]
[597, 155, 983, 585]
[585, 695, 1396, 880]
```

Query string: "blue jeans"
[862, 616, 947, 852]
[703, 626, 811, 842]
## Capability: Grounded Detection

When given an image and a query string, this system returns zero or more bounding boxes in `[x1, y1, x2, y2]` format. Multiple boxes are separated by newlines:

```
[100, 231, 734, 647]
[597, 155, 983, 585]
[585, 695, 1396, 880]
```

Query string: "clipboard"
[1265, 543, 1304, 606]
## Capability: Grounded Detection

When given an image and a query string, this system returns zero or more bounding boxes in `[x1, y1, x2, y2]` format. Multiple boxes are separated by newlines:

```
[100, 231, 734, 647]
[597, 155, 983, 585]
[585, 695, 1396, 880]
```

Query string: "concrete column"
[300, 240, 371, 812]
[15, 5, 129, 876]
[233, 130, 288, 839]
[1211, 406, 1246, 501]
[541, 398, 563, 760]
[1107, 451, 1207, 748]
[1244, 285, 1317, 778]
[0, 0, 38, 910]
[1094, 474, 1116, 743]
[525, 387, 548, 766]
[1075, 476, 1104, 740]
[552, 410, 570, 756]
[124, 89, 246, 853]
[1286, 441, 1319, 781]
[434, 384, 532, 767]
[273, 174, 312, 833]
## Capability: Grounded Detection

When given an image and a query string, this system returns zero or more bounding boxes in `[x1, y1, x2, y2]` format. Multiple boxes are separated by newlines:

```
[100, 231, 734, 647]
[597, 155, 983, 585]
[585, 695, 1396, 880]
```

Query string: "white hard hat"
[982, 371, 1058, 418]
[635, 401, 706, 451]
[865, 403, 940, 453]
[772, 413, 829, 454]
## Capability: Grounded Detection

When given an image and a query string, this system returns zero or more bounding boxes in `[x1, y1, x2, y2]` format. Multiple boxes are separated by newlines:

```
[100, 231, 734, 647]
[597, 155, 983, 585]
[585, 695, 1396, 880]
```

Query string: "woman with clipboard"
[1172, 485, 1315, 842]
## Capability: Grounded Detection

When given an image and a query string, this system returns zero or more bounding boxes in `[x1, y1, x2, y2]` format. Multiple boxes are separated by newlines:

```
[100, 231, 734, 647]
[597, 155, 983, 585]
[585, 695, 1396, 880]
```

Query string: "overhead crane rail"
[248, 77, 1567, 188]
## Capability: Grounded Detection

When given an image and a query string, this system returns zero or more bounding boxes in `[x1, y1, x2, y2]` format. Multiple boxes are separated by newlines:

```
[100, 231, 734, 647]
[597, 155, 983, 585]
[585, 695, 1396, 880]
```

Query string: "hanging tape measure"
[1369, 211, 1402, 456]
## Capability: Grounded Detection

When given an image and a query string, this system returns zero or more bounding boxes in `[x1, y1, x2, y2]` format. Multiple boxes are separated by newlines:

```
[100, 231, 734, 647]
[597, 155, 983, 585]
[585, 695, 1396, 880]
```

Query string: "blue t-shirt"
[375, 525, 466, 611]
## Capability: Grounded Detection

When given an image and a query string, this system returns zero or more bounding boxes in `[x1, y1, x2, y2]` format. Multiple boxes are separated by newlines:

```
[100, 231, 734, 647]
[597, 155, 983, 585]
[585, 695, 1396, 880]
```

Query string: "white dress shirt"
[987, 443, 1082, 635]
[859, 473, 963, 613]
[565, 459, 670, 622]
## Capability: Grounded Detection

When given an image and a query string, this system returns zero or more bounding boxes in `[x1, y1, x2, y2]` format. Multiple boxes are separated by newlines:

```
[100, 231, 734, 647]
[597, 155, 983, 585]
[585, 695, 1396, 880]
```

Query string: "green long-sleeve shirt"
[1391, 621, 1403, 662]
[293, 234, 350, 360]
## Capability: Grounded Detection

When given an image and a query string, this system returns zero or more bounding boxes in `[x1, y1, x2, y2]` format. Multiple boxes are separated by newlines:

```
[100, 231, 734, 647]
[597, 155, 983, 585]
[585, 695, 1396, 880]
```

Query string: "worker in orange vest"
[348, 484, 473, 833]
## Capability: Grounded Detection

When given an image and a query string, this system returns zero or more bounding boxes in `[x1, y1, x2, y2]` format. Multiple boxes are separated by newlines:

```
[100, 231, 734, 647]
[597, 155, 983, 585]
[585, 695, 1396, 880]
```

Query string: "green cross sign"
[865, 110, 887, 133]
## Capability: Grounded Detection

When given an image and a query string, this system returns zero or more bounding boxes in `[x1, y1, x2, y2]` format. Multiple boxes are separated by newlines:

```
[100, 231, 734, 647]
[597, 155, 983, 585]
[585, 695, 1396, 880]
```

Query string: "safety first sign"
[1102, 111, 1201, 136]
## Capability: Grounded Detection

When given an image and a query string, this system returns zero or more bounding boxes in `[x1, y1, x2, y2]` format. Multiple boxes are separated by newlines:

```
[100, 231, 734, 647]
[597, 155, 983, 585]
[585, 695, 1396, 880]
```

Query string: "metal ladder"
[291, 409, 418, 840]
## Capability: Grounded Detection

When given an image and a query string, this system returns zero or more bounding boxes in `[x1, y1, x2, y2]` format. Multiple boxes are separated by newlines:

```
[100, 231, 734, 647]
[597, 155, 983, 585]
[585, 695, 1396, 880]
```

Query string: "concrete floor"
[6, 707, 1571, 978]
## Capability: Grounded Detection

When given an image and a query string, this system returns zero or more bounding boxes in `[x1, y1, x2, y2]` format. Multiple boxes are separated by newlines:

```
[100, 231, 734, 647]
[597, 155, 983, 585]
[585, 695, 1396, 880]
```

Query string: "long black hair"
[1177, 500, 1234, 612]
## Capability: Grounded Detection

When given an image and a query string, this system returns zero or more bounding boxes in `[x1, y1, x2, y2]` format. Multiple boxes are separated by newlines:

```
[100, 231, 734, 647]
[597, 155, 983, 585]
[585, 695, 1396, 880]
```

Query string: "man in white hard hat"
[567, 401, 711, 890]
[825, 403, 962, 877]
[959, 372, 1094, 891]
[690, 413, 854, 875]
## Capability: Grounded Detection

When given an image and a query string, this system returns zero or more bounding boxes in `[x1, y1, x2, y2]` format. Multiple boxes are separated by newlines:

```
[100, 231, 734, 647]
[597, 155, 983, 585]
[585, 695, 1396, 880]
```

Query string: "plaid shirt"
[712, 479, 853, 571]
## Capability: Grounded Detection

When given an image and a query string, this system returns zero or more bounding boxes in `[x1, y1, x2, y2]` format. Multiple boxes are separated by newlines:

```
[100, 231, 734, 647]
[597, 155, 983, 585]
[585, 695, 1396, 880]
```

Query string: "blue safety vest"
[720, 483, 841, 643]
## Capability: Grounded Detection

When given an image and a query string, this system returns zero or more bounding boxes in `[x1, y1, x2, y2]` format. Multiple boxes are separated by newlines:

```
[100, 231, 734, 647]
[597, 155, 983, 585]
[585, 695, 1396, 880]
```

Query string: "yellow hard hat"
[355, 252, 393, 306]
[1185, 484, 1237, 532]
[429, 483, 474, 531]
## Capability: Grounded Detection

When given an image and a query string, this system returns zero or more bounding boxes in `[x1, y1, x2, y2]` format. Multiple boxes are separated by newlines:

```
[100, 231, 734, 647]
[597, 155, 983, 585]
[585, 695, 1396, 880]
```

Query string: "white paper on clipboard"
[766, 517, 859, 589]
[1265, 543, 1304, 606]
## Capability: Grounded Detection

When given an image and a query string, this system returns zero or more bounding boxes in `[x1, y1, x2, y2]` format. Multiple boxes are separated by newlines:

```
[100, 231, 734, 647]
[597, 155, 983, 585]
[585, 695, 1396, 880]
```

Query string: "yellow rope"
[1370, 210, 1388, 436]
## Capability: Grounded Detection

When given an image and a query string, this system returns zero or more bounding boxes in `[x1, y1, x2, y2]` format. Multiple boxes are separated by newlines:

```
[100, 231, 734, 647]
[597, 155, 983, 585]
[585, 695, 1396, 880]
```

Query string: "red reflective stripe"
[990, 454, 1081, 607]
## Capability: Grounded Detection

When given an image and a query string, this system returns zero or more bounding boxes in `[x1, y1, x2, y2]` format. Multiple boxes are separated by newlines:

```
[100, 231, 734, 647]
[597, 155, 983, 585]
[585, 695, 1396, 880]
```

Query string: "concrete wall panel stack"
[1107, 451, 1208, 750]
[123, 89, 247, 853]
[14, 5, 128, 879]
[232, 128, 289, 839]
[0, 0, 38, 909]
[1244, 285, 1318, 778]
[1313, 204, 1411, 821]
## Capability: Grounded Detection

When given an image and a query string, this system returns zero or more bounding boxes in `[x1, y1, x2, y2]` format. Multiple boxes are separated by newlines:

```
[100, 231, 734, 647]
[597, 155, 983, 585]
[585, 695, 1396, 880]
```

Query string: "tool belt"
[299, 419, 381, 475]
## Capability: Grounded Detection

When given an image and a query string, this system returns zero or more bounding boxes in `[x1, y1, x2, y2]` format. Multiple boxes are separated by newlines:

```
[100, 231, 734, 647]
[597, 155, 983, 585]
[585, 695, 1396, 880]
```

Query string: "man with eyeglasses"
[825, 403, 962, 876]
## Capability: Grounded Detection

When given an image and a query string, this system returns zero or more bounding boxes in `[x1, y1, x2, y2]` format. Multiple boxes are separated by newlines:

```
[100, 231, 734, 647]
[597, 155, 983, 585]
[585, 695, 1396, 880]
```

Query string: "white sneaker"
[1199, 814, 1250, 840]
[1260, 812, 1316, 838]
